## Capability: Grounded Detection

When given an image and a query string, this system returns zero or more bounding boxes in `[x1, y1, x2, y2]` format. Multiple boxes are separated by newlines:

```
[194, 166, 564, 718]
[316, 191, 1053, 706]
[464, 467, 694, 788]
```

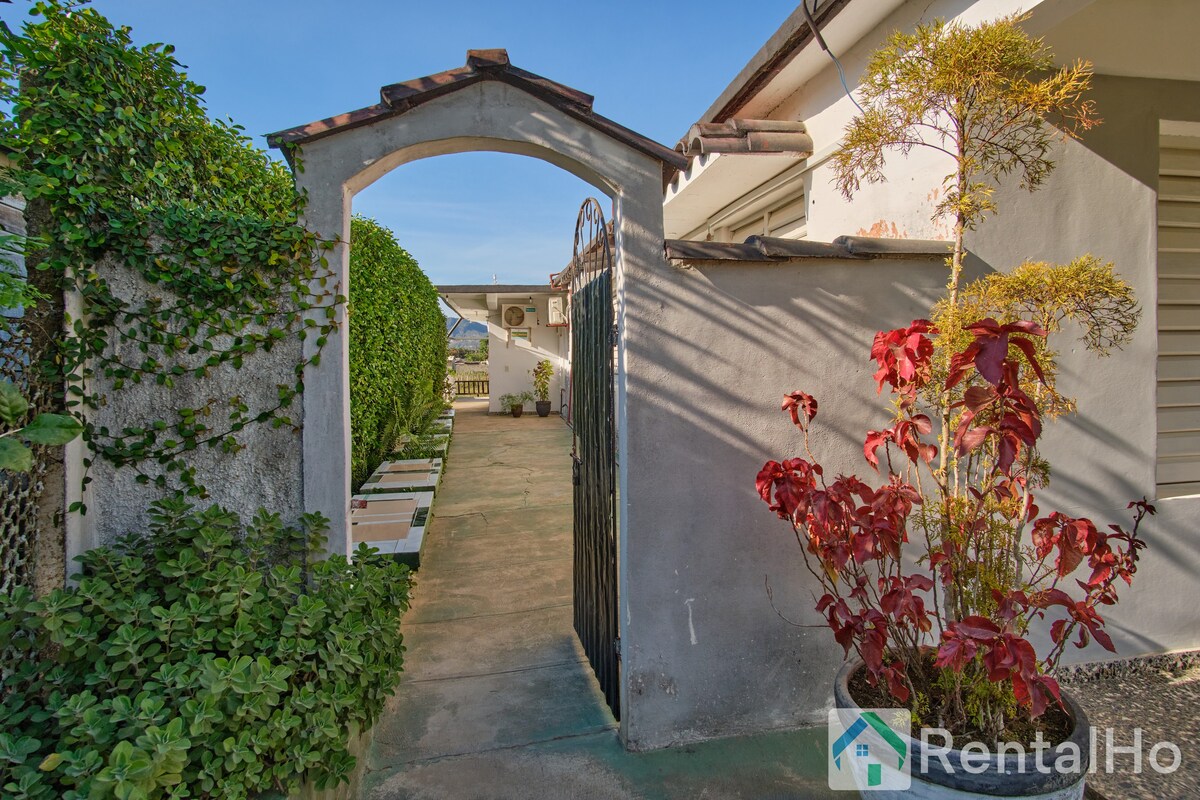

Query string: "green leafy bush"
[0, 1, 338, 496]
[0, 496, 411, 799]
[530, 360, 553, 402]
[348, 217, 446, 487]
[499, 392, 534, 413]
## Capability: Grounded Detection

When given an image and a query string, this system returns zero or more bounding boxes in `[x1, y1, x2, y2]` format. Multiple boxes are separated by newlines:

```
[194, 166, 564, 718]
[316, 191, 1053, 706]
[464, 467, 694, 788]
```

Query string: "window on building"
[724, 189, 808, 243]
[1156, 123, 1200, 499]
[692, 163, 809, 243]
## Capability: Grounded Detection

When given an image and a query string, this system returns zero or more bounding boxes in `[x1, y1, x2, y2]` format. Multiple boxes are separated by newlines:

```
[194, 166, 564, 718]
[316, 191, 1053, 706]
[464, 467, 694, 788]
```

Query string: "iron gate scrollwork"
[568, 197, 619, 719]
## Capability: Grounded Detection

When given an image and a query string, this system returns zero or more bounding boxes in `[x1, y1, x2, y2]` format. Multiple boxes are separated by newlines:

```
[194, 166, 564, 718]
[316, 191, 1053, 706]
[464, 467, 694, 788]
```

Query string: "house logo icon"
[827, 708, 911, 791]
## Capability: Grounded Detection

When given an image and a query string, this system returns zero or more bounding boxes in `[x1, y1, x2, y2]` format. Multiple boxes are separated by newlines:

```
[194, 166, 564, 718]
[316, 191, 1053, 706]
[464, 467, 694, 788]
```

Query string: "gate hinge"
[571, 454, 581, 486]
[610, 323, 619, 348]
[613, 637, 622, 661]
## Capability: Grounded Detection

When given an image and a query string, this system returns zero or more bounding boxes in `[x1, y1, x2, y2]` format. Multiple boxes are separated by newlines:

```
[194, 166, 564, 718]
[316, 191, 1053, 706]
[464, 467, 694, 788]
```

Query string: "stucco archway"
[267, 51, 684, 735]
[268, 49, 681, 557]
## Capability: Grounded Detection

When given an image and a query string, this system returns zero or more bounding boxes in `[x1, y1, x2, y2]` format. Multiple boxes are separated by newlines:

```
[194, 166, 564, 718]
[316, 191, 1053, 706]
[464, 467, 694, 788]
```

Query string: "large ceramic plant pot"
[833, 659, 1090, 799]
[535, 400, 551, 417]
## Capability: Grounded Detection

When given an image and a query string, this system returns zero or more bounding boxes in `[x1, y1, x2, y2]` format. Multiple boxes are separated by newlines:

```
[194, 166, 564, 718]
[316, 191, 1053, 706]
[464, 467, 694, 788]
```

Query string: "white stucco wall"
[287, 74, 674, 751]
[968, 73, 1200, 662]
[291, 78, 669, 572]
[645, 0, 1200, 749]
[759, 16, 1200, 665]
[620, 251, 950, 748]
[485, 294, 569, 414]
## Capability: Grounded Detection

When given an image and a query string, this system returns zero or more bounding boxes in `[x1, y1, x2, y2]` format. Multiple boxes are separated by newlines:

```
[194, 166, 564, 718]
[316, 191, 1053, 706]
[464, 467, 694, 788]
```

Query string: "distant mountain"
[446, 319, 487, 342]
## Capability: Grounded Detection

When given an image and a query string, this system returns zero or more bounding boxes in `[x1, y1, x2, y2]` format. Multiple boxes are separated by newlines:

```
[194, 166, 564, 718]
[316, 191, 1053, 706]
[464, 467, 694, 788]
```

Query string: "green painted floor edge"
[362, 724, 838, 799]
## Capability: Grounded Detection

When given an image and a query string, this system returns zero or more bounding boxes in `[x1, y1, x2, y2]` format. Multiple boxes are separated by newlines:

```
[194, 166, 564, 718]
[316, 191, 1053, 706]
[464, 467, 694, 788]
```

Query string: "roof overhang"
[438, 284, 565, 323]
[1037, 0, 1200, 83]
[662, 0, 889, 223]
[699, 0, 856, 124]
[663, 150, 807, 239]
[694, 0, 1117, 129]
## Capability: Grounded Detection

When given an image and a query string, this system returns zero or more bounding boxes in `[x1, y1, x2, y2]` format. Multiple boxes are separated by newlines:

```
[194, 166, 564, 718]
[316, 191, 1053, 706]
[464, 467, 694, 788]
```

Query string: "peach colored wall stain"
[856, 220, 909, 238]
[926, 188, 955, 239]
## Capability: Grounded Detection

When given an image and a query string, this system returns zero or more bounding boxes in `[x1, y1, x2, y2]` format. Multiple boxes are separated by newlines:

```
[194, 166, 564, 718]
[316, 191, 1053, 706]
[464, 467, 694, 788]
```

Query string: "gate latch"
[572, 454, 581, 486]
[613, 637, 622, 661]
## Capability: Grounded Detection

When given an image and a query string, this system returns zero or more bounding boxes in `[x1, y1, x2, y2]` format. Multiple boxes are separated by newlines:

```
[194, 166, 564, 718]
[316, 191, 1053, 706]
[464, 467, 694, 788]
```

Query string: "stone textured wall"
[79, 252, 304, 550]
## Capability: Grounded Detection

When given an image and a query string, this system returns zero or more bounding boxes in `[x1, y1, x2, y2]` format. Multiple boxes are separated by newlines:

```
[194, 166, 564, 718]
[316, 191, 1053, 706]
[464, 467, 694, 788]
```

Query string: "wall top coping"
[266, 50, 687, 179]
[664, 235, 952, 264]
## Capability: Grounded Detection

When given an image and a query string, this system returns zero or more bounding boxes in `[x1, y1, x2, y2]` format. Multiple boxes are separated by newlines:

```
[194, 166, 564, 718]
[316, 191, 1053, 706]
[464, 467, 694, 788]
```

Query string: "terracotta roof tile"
[677, 119, 814, 157]
[267, 50, 686, 177]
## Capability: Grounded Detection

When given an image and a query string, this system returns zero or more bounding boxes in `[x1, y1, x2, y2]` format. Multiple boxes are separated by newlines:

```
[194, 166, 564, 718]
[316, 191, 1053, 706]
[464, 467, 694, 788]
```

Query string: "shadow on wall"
[963, 72, 1200, 660]
[622, 235, 1200, 752]
[620, 252, 957, 742]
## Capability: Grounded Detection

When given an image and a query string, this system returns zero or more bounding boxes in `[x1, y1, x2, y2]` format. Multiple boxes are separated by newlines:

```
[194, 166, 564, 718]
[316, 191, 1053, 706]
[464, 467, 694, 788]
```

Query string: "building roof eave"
[697, 0, 853, 127]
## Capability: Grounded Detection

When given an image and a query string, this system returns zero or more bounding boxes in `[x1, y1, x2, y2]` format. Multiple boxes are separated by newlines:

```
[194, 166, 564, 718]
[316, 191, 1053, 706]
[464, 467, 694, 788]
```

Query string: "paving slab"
[405, 566, 571, 624]
[423, 504, 572, 541]
[419, 532, 571, 574]
[432, 484, 570, 516]
[399, 604, 583, 682]
[371, 661, 616, 766]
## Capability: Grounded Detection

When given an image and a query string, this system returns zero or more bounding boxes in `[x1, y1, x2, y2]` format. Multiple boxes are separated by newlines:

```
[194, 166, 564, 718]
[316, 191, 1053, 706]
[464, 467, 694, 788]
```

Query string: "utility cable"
[801, 0, 865, 114]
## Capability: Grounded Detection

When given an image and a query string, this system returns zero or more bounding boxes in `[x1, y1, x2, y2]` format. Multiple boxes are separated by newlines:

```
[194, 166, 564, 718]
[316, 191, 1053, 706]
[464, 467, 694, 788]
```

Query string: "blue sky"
[2, 0, 798, 286]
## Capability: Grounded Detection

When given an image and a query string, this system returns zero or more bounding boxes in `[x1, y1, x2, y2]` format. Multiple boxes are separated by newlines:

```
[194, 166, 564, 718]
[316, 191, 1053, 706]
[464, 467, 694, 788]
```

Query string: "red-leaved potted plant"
[758, 319, 1152, 796]
[756, 14, 1151, 799]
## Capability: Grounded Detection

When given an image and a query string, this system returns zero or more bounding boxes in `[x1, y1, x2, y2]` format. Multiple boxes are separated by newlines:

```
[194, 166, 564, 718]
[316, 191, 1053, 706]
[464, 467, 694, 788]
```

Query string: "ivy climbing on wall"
[348, 217, 446, 489]
[0, 1, 340, 505]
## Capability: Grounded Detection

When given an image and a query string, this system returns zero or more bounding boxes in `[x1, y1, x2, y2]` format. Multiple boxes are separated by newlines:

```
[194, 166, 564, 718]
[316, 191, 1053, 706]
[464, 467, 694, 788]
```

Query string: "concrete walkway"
[363, 397, 836, 800]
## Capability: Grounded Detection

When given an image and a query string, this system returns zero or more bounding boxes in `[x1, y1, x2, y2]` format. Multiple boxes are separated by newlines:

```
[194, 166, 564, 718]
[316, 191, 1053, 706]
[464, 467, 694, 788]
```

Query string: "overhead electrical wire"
[801, 0, 866, 114]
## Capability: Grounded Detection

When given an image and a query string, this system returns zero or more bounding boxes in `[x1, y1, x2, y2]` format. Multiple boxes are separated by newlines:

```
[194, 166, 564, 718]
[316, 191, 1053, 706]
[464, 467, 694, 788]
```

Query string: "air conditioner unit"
[547, 296, 568, 327]
[501, 304, 531, 328]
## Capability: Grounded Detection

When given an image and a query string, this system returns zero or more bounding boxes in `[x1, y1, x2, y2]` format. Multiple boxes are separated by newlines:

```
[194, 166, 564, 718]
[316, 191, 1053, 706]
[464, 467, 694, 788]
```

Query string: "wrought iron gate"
[568, 198, 620, 719]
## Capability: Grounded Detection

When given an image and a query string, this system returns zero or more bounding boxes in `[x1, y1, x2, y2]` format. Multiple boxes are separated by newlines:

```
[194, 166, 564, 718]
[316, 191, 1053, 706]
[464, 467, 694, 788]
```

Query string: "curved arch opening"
[344, 149, 621, 736]
[345, 136, 620, 200]
[291, 78, 672, 738]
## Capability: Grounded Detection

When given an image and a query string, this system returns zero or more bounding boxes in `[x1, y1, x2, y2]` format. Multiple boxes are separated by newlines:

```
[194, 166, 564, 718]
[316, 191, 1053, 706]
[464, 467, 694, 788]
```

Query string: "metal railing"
[454, 378, 489, 396]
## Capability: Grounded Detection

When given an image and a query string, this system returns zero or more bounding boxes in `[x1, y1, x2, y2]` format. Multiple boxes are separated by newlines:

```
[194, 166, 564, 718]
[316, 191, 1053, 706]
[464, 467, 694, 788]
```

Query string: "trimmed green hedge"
[348, 217, 446, 488]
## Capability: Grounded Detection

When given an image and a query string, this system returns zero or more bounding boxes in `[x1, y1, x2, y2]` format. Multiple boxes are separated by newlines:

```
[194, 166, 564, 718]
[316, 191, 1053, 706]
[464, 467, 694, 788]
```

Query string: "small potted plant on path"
[531, 360, 554, 417]
[499, 391, 533, 418]
[756, 15, 1151, 799]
